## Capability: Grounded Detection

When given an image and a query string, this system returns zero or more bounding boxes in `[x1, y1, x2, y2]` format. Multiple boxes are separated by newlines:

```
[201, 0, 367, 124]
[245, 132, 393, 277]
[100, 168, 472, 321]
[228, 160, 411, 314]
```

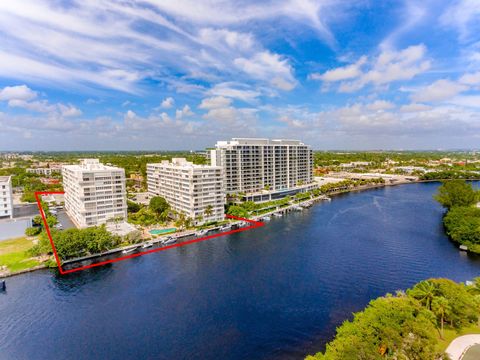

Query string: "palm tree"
[408, 281, 437, 310]
[432, 296, 451, 339]
[204, 205, 214, 219]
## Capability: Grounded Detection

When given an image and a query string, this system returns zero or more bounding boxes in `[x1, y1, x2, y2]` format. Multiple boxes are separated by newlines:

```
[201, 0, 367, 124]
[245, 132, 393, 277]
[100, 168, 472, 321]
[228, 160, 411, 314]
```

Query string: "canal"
[1, 182, 479, 359]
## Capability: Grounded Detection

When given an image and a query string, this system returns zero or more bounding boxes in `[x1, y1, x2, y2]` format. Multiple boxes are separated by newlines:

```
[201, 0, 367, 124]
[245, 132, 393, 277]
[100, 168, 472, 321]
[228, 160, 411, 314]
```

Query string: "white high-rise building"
[147, 158, 225, 225]
[0, 176, 14, 219]
[211, 138, 315, 202]
[62, 159, 127, 228]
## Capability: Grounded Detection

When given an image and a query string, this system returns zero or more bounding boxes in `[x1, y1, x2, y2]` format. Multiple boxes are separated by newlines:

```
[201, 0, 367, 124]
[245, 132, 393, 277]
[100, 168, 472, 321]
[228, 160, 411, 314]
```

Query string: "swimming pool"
[149, 228, 176, 235]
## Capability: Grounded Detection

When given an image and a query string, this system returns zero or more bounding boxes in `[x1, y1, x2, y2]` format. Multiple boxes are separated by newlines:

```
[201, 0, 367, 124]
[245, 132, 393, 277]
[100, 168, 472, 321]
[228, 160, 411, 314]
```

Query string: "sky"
[0, 0, 479, 151]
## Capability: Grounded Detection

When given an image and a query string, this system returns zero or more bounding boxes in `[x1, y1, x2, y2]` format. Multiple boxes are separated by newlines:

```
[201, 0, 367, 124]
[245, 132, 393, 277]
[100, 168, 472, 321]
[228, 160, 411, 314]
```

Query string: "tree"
[408, 280, 437, 310]
[127, 200, 141, 213]
[25, 227, 41, 236]
[435, 180, 478, 209]
[431, 297, 451, 339]
[204, 205, 214, 219]
[149, 196, 170, 216]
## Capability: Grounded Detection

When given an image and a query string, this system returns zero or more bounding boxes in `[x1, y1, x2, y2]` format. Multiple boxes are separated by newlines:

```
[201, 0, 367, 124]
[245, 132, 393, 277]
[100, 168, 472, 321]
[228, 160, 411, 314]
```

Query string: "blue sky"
[0, 0, 479, 150]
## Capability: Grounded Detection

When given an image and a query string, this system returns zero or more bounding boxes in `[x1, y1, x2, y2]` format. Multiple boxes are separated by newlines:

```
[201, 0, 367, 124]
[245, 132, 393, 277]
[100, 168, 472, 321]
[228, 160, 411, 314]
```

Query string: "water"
[1, 182, 479, 360]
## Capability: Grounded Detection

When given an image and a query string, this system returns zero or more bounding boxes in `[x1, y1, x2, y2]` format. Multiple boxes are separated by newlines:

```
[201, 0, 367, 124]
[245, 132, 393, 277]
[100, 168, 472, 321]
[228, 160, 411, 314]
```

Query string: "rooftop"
[62, 159, 123, 172]
[0, 175, 11, 183]
[216, 138, 307, 147]
[150, 158, 222, 169]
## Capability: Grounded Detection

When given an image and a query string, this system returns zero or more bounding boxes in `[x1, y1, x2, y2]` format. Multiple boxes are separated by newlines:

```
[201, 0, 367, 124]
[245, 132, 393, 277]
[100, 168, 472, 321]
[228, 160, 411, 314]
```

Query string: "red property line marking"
[34, 191, 264, 275]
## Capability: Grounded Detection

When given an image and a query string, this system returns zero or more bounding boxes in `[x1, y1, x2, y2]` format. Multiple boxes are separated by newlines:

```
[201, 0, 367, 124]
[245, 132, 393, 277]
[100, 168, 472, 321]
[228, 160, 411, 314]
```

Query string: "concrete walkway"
[446, 334, 480, 360]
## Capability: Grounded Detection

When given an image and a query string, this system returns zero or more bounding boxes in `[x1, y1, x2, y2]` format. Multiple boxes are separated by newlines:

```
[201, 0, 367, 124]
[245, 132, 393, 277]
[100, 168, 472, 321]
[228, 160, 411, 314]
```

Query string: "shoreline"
[1, 178, 475, 279]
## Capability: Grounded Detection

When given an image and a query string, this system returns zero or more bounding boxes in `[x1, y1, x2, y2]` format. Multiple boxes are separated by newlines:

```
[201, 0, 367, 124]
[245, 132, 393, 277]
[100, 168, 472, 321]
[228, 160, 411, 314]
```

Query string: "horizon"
[0, 1, 479, 150]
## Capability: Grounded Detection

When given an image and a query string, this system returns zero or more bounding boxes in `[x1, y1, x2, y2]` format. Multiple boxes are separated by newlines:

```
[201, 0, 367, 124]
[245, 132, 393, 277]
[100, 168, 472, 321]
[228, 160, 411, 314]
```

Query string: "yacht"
[142, 242, 153, 249]
[122, 247, 138, 254]
[273, 212, 283, 217]
[219, 225, 231, 232]
[163, 237, 177, 245]
[262, 216, 271, 221]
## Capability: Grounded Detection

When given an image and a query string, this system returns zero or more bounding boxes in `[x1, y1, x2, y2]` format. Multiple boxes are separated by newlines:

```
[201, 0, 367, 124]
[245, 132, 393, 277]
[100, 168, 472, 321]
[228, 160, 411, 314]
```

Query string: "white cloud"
[411, 79, 468, 102]
[208, 82, 261, 102]
[175, 105, 194, 119]
[440, 0, 480, 41]
[316, 44, 430, 93]
[310, 56, 367, 82]
[448, 95, 480, 108]
[459, 71, 480, 85]
[366, 100, 395, 111]
[0, 84, 82, 117]
[0, 85, 37, 101]
[199, 96, 232, 109]
[400, 103, 432, 112]
[59, 104, 82, 117]
[234, 51, 296, 90]
[160, 97, 175, 109]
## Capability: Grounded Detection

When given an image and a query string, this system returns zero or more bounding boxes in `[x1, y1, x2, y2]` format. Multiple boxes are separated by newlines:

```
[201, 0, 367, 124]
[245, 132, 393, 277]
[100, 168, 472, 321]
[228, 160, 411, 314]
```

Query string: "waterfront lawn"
[435, 324, 480, 353]
[0, 237, 40, 272]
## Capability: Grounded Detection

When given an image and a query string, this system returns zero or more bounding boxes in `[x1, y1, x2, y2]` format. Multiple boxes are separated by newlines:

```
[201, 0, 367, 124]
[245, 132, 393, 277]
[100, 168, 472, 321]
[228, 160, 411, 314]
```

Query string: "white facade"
[27, 167, 62, 176]
[0, 176, 14, 219]
[211, 138, 314, 200]
[62, 159, 127, 228]
[147, 158, 225, 224]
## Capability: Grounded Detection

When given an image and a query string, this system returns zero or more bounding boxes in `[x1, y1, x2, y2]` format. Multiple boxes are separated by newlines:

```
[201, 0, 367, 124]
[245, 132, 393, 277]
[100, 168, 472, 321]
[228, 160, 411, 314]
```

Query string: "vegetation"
[0, 237, 41, 273]
[29, 226, 123, 261]
[435, 179, 478, 210]
[226, 178, 385, 218]
[435, 180, 480, 253]
[307, 278, 480, 360]
[422, 171, 480, 181]
[149, 196, 170, 217]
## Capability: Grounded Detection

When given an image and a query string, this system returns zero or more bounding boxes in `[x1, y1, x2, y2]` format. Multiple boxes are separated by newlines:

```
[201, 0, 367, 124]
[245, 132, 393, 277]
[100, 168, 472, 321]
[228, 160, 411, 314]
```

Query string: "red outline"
[34, 191, 264, 275]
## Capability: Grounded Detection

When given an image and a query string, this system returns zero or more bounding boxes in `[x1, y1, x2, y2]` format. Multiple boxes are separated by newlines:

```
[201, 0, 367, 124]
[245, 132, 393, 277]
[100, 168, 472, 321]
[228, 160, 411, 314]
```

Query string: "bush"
[25, 227, 41, 236]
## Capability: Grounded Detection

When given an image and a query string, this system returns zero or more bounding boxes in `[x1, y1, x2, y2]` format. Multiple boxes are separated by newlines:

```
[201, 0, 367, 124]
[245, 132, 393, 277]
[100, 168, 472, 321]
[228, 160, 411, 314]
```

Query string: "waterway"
[1, 182, 479, 359]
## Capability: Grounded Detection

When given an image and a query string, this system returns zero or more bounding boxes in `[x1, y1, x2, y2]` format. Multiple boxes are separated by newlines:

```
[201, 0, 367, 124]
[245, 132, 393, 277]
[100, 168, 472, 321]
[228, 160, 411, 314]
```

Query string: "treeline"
[435, 180, 480, 253]
[307, 278, 480, 360]
[226, 178, 385, 218]
[29, 226, 141, 262]
[422, 170, 480, 181]
[0, 167, 63, 202]
[313, 151, 477, 167]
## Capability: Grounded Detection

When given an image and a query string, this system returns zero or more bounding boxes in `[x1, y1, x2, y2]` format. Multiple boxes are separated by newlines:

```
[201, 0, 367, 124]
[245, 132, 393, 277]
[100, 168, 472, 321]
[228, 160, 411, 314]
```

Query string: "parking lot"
[53, 209, 76, 230]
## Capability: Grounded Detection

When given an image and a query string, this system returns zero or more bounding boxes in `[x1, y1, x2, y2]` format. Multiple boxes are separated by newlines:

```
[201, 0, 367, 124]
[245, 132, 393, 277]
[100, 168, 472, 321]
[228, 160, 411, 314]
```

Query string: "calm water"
[1, 182, 480, 360]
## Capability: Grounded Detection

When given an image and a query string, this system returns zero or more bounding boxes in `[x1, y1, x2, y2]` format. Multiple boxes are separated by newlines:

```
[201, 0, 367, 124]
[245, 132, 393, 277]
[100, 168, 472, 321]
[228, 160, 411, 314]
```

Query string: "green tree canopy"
[149, 196, 170, 215]
[434, 179, 478, 209]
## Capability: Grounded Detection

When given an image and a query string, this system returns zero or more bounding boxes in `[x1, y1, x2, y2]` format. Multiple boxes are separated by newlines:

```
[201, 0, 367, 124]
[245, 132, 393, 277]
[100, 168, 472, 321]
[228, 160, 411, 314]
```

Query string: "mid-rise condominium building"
[62, 159, 127, 228]
[211, 138, 315, 202]
[0, 176, 14, 219]
[147, 158, 225, 225]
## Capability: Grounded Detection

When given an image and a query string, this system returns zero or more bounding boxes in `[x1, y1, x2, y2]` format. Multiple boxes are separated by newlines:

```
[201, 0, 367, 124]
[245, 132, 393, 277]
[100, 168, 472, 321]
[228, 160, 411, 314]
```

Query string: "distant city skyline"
[0, 1, 479, 150]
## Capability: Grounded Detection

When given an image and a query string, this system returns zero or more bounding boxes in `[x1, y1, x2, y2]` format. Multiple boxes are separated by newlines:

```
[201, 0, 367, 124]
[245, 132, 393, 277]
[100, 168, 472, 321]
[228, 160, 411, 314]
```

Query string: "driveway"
[55, 210, 76, 230]
[446, 334, 480, 360]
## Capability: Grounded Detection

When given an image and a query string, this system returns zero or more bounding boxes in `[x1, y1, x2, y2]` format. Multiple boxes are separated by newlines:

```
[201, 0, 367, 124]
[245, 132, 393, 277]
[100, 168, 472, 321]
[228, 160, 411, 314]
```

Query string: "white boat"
[122, 247, 138, 254]
[163, 237, 177, 245]
[273, 212, 283, 217]
[197, 229, 208, 236]
[219, 225, 231, 231]
[142, 242, 153, 249]
[262, 216, 271, 221]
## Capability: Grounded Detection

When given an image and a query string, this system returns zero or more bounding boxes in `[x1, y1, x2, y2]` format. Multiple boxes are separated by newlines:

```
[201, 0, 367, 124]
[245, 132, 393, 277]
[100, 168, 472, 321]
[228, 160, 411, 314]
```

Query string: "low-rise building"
[26, 167, 62, 176]
[147, 158, 225, 225]
[0, 176, 14, 219]
[62, 159, 127, 228]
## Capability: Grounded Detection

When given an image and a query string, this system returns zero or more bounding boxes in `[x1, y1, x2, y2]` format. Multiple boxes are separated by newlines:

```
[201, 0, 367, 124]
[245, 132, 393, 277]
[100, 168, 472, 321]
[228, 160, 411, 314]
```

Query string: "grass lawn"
[435, 324, 480, 353]
[0, 237, 40, 273]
